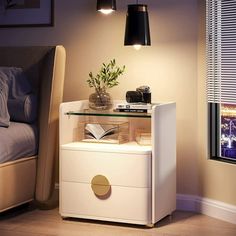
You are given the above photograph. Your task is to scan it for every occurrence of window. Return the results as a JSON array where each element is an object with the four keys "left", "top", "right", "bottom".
[{"left": 207, "top": 0, "right": 236, "bottom": 163}]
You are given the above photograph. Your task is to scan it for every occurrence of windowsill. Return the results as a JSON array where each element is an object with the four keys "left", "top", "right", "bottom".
[{"left": 210, "top": 157, "right": 236, "bottom": 165}]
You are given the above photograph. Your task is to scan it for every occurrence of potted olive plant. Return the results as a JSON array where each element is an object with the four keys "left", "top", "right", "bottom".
[{"left": 87, "top": 59, "right": 125, "bottom": 110}]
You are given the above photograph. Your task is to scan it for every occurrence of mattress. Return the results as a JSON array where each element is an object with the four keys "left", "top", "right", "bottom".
[{"left": 0, "top": 122, "right": 38, "bottom": 164}]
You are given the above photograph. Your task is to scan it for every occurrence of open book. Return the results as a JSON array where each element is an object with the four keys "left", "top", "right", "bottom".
[{"left": 84, "top": 123, "right": 118, "bottom": 140}]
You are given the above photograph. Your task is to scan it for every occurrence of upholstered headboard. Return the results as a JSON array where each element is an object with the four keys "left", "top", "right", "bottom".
[{"left": 0, "top": 46, "right": 66, "bottom": 203}]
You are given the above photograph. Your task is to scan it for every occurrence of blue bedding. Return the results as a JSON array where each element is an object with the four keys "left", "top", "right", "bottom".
[{"left": 0, "top": 122, "right": 38, "bottom": 164}]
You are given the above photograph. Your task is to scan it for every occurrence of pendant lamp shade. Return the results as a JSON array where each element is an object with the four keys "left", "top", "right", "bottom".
[
  {"left": 97, "top": 0, "right": 116, "bottom": 14},
  {"left": 124, "top": 4, "right": 151, "bottom": 47}
]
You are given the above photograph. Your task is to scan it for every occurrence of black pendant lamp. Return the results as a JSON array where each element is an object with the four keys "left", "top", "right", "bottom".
[
  {"left": 97, "top": 0, "right": 116, "bottom": 15},
  {"left": 124, "top": 4, "right": 151, "bottom": 50}
]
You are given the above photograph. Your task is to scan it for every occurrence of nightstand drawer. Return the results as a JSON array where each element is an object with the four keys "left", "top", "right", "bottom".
[
  {"left": 61, "top": 149, "right": 151, "bottom": 188},
  {"left": 60, "top": 181, "right": 151, "bottom": 223}
]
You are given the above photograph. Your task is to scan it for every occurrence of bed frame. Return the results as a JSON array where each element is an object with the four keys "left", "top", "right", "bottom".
[{"left": 0, "top": 46, "right": 66, "bottom": 212}]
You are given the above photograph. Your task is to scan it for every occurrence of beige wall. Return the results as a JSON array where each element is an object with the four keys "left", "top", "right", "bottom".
[
  {"left": 198, "top": 0, "right": 236, "bottom": 205},
  {"left": 0, "top": 0, "right": 200, "bottom": 196}
]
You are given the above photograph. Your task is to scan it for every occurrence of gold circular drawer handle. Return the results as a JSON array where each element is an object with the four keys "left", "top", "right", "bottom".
[{"left": 91, "top": 175, "right": 111, "bottom": 198}]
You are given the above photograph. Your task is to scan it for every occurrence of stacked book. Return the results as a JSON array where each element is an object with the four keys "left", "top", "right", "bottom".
[{"left": 113, "top": 103, "right": 152, "bottom": 113}]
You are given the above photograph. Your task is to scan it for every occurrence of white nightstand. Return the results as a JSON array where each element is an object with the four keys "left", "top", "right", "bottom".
[{"left": 59, "top": 100, "right": 176, "bottom": 226}]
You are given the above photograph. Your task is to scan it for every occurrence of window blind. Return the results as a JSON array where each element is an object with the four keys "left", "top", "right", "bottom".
[{"left": 207, "top": 0, "right": 236, "bottom": 105}]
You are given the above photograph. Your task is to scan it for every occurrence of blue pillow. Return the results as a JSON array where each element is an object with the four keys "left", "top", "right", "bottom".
[
  {"left": 8, "top": 94, "right": 38, "bottom": 123},
  {"left": 0, "top": 67, "right": 31, "bottom": 99},
  {"left": 0, "top": 67, "right": 37, "bottom": 125},
  {"left": 0, "top": 78, "right": 10, "bottom": 127}
]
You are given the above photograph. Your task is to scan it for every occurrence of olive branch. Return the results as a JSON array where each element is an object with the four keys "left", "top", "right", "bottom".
[{"left": 87, "top": 59, "right": 125, "bottom": 93}]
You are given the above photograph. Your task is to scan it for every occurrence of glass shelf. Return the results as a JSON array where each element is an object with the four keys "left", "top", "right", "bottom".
[{"left": 65, "top": 109, "right": 151, "bottom": 118}]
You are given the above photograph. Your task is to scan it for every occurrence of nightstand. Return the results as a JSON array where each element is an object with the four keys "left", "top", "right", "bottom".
[{"left": 59, "top": 100, "right": 176, "bottom": 226}]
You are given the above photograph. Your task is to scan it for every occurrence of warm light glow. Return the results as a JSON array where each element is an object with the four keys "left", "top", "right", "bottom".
[
  {"left": 221, "top": 105, "right": 236, "bottom": 117},
  {"left": 99, "top": 9, "right": 114, "bottom": 15},
  {"left": 133, "top": 44, "right": 142, "bottom": 50}
]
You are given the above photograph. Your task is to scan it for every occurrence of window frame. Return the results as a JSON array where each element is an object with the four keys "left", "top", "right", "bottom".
[
  {"left": 207, "top": 0, "right": 236, "bottom": 164},
  {"left": 208, "top": 103, "right": 236, "bottom": 164}
]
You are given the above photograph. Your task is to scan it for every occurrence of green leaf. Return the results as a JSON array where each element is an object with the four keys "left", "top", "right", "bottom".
[{"left": 86, "top": 59, "right": 125, "bottom": 90}]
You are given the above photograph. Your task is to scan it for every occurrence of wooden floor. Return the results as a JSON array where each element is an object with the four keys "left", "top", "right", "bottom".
[{"left": 0, "top": 205, "right": 236, "bottom": 236}]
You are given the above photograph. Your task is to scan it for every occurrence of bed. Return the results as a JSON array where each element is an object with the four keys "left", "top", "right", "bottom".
[{"left": 0, "top": 46, "right": 66, "bottom": 212}]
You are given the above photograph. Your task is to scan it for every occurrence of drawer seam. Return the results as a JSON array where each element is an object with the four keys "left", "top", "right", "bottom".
[{"left": 61, "top": 181, "right": 151, "bottom": 189}]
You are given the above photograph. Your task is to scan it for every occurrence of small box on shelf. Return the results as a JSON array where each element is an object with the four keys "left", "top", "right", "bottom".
[
  {"left": 78, "top": 121, "right": 129, "bottom": 144},
  {"left": 135, "top": 129, "right": 151, "bottom": 146}
]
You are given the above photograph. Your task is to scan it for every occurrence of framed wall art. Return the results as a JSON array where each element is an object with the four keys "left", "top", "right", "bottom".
[{"left": 0, "top": 0, "right": 54, "bottom": 27}]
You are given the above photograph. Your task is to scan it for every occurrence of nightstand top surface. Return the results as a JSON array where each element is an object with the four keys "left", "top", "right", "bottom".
[{"left": 61, "top": 141, "right": 152, "bottom": 155}]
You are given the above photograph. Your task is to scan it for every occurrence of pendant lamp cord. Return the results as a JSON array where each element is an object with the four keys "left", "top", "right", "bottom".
[{"left": 136, "top": 0, "right": 138, "bottom": 4}]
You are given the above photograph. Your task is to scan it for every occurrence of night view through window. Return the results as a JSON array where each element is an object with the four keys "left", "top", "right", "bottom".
[{"left": 221, "top": 104, "right": 236, "bottom": 160}]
